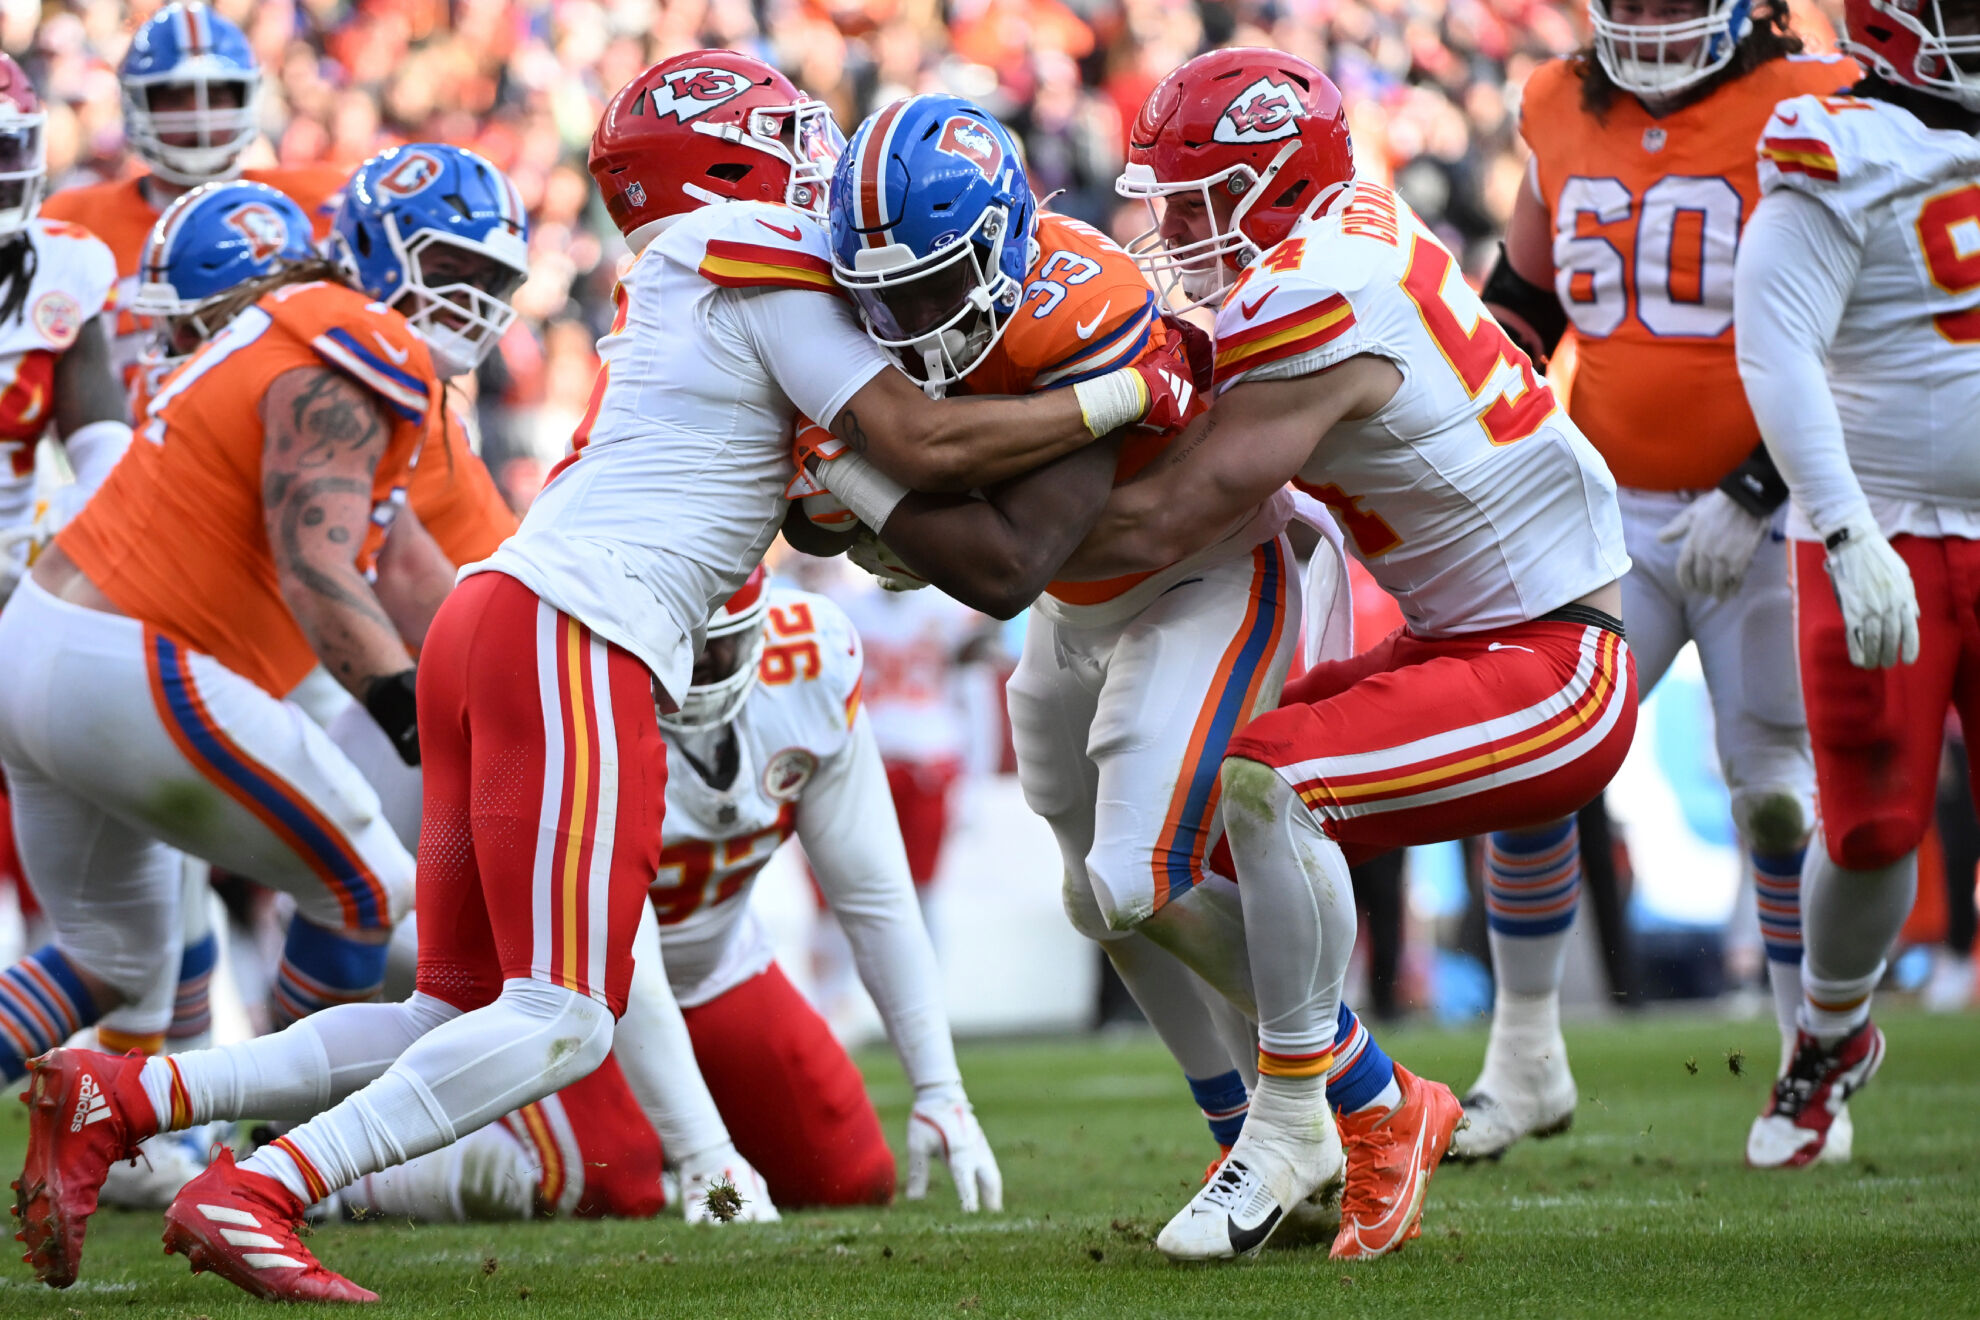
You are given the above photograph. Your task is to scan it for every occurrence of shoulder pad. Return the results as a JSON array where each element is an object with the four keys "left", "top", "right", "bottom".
[
  {"left": 27, "top": 218, "right": 116, "bottom": 318},
  {"left": 1015, "top": 214, "right": 1159, "bottom": 389},
  {"left": 1212, "top": 232, "right": 1363, "bottom": 390},
  {"left": 266, "top": 283, "right": 436, "bottom": 425},
  {"left": 668, "top": 203, "right": 840, "bottom": 296},
  {"left": 1515, "top": 59, "right": 1580, "bottom": 136},
  {"left": 1757, "top": 93, "right": 1858, "bottom": 191}
]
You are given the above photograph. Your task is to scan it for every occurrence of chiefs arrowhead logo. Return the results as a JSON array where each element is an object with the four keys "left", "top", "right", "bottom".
[
  {"left": 376, "top": 150, "right": 445, "bottom": 199},
  {"left": 762, "top": 747, "right": 818, "bottom": 801},
  {"left": 638, "top": 66, "right": 753, "bottom": 123},
  {"left": 30, "top": 290, "right": 80, "bottom": 347},
  {"left": 935, "top": 115, "right": 1005, "bottom": 181},
  {"left": 1214, "top": 77, "right": 1303, "bottom": 145},
  {"left": 223, "top": 202, "right": 291, "bottom": 262}
]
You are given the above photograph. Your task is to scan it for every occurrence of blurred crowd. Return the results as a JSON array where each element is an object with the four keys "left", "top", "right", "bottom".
[{"left": 11, "top": 0, "right": 1687, "bottom": 496}]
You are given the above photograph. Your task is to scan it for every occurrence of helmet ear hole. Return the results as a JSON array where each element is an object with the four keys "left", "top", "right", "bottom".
[
  {"left": 353, "top": 223, "right": 372, "bottom": 258},
  {"left": 1273, "top": 179, "right": 1309, "bottom": 210},
  {"left": 706, "top": 161, "right": 752, "bottom": 183}
]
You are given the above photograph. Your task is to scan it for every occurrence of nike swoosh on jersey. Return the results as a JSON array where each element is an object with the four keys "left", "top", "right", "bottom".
[
  {"left": 1777, "top": 111, "right": 1800, "bottom": 126},
  {"left": 758, "top": 219, "right": 804, "bottom": 242},
  {"left": 1240, "top": 288, "right": 1278, "bottom": 320},
  {"left": 370, "top": 331, "right": 410, "bottom": 366},
  {"left": 1487, "top": 642, "right": 1534, "bottom": 653},
  {"left": 1075, "top": 304, "right": 1110, "bottom": 339}
]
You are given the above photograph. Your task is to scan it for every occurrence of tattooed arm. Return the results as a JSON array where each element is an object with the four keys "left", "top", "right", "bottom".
[{"left": 260, "top": 365, "right": 416, "bottom": 699}]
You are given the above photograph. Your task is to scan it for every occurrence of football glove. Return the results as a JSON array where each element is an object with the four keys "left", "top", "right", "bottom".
[
  {"left": 678, "top": 1145, "right": 780, "bottom": 1225},
  {"left": 1822, "top": 515, "right": 1920, "bottom": 669},
  {"left": 906, "top": 1086, "right": 1002, "bottom": 1213},
  {"left": 1130, "top": 331, "right": 1199, "bottom": 434},
  {"left": 1656, "top": 490, "right": 1771, "bottom": 600},
  {"left": 848, "top": 527, "right": 928, "bottom": 592}
]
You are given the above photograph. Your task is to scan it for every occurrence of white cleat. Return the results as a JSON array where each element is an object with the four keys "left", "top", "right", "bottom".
[
  {"left": 1450, "top": 1032, "right": 1577, "bottom": 1162},
  {"left": 1746, "top": 1023, "right": 1881, "bottom": 1169},
  {"left": 99, "top": 1128, "right": 218, "bottom": 1210},
  {"left": 1157, "top": 1106, "right": 1345, "bottom": 1260},
  {"left": 680, "top": 1148, "right": 780, "bottom": 1224}
]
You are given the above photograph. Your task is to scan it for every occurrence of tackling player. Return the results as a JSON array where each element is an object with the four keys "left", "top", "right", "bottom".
[
  {"left": 1477, "top": 1, "right": 1855, "bottom": 1160},
  {"left": 16, "top": 52, "right": 1186, "bottom": 1302},
  {"left": 41, "top": 3, "right": 346, "bottom": 399},
  {"left": 1733, "top": 0, "right": 1980, "bottom": 1167},
  {"left": 811, "top": 93, "right": 1461, "bottom": 1263},
  {"left": 1060, "top": 48, "right": 1636, "bottom": 1255}
]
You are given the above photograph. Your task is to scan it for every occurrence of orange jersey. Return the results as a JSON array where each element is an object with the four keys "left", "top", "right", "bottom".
[
  {"left": 42, "top": 166, "right": 349, "bottom": 401},
  {"left": 957, "top": 212, "right": 1182, "bottom": 603},
  {"left": 1520, "top": 53, "right": 1856, "bottom": 490},
  {"left": 412, "top": 409, "right": 519, "bottom": 567},
  {"left": 60, "top": 280, "right": 437, "bottom": 697}
]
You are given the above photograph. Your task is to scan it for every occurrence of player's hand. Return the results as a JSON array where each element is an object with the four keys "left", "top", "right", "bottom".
[
  {"left": 1822, "top": 516, "right": 1920, "bottom": 669},
  {"left": 849, "top": 526, "right": 929, "bottom": 592},
  {"left": 906, "top": 1087, "right": 1002, "bottom": 1213},
  {"left": 1160, "top": 312, "right": 1216, "bottom": 397},
  {"left": 1657, "top": 490, "right": 1770, "bottom": 599},
  {"left": 1130, "top": 332, "right": 1198, "bottom": 434},
  {"left": 786, "top": 416, "right": 847, "bottom": 500},
  {"left": 679, "top": 1145, "right": 781, "bottom": 1225}
]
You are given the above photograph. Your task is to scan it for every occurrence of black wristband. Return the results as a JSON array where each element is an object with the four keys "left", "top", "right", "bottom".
[
  {"left": 1717, "top": 443, "right": 1791, "bottom": 519},
  {"left": 365, "top": 668, "right": 420, "bottom": 767},
  {"left": 1480, "top": 242, "right": 1566, "bottom": 362}
]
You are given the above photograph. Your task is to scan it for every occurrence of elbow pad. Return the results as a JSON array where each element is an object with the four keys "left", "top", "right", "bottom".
[
  {"left": 1481, "top": 243, "right": 1566, "bottom": 364},
  {"left": 1718, "top": 442, "right": 1791, "bottom": 518}
]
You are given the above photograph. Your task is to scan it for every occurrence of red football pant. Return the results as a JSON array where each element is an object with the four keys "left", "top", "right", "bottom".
[
  {"left": 413, "top": 571, "right": 667, "bottom": 1017},
  {"left": 684, "top": 962, "right": 895, "bottom": 1207},
  {"left": 885, "top": 759, "right": 960, "bottom": 887},
  {"left": 1795, "top": 536, "right": 1980, "bottom": 869},
  {"left": 1225, "top": 618, "right": 1636, "bottom": 863}
]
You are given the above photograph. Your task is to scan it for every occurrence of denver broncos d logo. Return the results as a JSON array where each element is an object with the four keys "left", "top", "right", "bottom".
[
  {"left": 376, "top": 150, "right": 445, "bottom": 199},
  {"left": 223, "top": 202, "right": 290, "bottom": 261},
  {"left": 936, "top": 116, "right": 1004, "bottom": 180}
]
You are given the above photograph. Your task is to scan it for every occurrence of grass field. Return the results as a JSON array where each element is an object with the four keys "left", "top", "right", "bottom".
[{"left": 1, "top": 1009, "right": 1976, "bottom": 1319}]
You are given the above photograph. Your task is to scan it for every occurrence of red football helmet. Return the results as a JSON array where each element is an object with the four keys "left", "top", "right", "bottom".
[
  {"left": 1843, "top": 0, "right": 1980, "bottom": 109},
  {"left": 0, "top": 55, "right": 45, "bottom": 237},
  {"left": 588, "top": 50, "right": 842, "bottom": 251},
  {"left": 661, "top": 565, "right": 771, "bottom": 732},
  {"left": 1117, "top": 48, "right": 1353, "bottom": 307}
]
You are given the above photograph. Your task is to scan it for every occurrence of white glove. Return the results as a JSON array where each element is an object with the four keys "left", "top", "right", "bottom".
[
  {"left": 678, "top": 1145, "right": 780, "bottom": 1224},
  {"left": 1822, "top": 515, "right": 1920, "bottom": 669},
  {"left": 1656, "top": 490, "right": 1771, "bottom": 600},
  {"left": 849, "top": 526, "right": 929, "bottom": 592},
  {"left": 906, "top": 1087, "right": 1002, "bottom": 1213}
]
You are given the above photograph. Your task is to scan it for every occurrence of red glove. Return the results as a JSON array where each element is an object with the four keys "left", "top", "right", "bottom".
[
  {"left": 785, "top": 415, "right": 847, "bottom": 499},
  {"left": 1129, "top": 331, "right": 1201, "bottom": 434},
  {"left": 1160, "top": 312, "right": 1216, "bottom": 397}
]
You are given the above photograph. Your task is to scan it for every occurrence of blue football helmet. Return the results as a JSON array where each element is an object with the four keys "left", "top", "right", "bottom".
[
  {"left": 828, "top": 95, "right": 1036, "bottom": 395},
  {"left": 134, "top": 180, "right": 315, "bottom": 368},
  {"left": 119, "top": 3, "right": 261, "bottom": 186},
  {"left": 330, "top": 143, "right": 531, "bottom": 378}
]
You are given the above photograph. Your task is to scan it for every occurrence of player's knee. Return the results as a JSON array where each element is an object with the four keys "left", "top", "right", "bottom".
[
  {"left": 1060, "top": 867, "right": 1123, "bottom": 944},
  {"left": 1826, "top": 812, "right": 1926, "bottom": 871},
  {"left": 1729, "top": 786, "right": 1812, "bottom": 854},
  {"left": 500, "top": 978, "right": 614, "bottom": 1090},
  {"left": 1081, "top": 852, "right": 1153, "bottom": 932},
  {"left": 1218, "top": 757, "right": 1285, "bottom": 839}
]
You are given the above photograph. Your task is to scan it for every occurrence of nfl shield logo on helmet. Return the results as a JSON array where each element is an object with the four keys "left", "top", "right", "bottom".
[
  {"left": 377, "top": 150, "right": 445, "bottom": 199},
  {"left": 626, "top": 180, "right": 647, "bottom": 208},
  {"left": 223, "top": 202, "right": 291, "bottom": 261},
  {"left": 936, "top": 116, "right": 1005, "bottom": 180},
  {"left": 643, "top": 66, "right": 753, "bottom": 123},
  {"left": 1213, "top": 77, "right": 1303, "bottom": 144}
]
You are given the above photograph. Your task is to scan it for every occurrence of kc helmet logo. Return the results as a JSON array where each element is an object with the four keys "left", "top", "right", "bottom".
[
  {"left": 223, "top": 202, "right": 291, "bottom": 261},
  {"left": 376, "top": 150, "right": 445, "bottom": 199},
  {"left": 936, "top": 115, "right": 1005, "bottom": 180},
  {"left": 1213, "top": 77, "right": 1303, "bottom": 144},
  {"left": 641, "top": 66, "right": 752, "bottom": 123}
]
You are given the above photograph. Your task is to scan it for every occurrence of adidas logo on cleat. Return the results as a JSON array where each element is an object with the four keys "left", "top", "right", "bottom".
[{"left": 69, "top": 1075, "right": 110, "bottom": 1133}]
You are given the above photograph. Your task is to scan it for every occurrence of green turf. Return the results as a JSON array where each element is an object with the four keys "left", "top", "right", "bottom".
[{"left": 2, "top": 1009, "right": 1977, "bottom": 1319}]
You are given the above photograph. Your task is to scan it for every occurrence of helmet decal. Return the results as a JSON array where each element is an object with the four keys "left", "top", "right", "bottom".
[
  {"left": 376, "top": 150, "right": 445, "bottom": 199},
  {"left": 222, "top": 202, "right": 290, "bottom": 261},
  {"left": 1215, "top": 78, "right": 1305, "bottom": 144},
  {"left": 936, "top": 115, "right": 1006, "bottom": 180},
  {"left": 641, "top": 65, "right": 753, "bottom": 122}
]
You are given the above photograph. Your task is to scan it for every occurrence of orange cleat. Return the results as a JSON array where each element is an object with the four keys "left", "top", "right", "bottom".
[
  {"left": 162, "top": 1149, "right": 377, "bottom": 1303},
  {"left": 1329, "top": 1064, "right": 1463, "bottom": 1261},
  {"left": 12, "top": 1048, "right": 156, "bottom": 1288},
  {"left": 1201, "top": 1144, "right": 1233, "bottom": 1185}
]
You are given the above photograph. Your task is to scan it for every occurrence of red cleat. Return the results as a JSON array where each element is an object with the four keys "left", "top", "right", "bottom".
[
  {"left": 1330, "top": 1064, "right": 1463, "bottom": 1260},
  {"left": 1747, "top": 1021, "right": 1884, "bottom": 1169},
  {"left": 12, "top": 1048, "right": 155, "bottom": 1288},
  {"left": 162, "top": 1149, "right": 377, "bottom": 1303}
]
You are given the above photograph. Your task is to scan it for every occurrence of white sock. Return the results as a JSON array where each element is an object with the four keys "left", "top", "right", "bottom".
[
  {"left": 1800, "top": 846, "right": 1916, "bottom": 1043},
  {"left": 242, "top": 979, "right": 612, "bottom": 1203},
  {"left": 341, "top": 1124, "right": 536, "bottom": 1223},
  {"left": 1353, "top": 1076, "right": 1403, "bottom": 1116}
]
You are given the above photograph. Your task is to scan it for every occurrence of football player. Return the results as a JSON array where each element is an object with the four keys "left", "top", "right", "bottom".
[
  {"left": 15, "top": 52, "right": 1186, "bottom": 1302},
  {"left": 1052, "top": 49, "right": 1636, "bottom": 1256},
  {"left": 1733, "top": 0, "right": 1980, "bottom": 1167},
  {"left": 327, "top": 571, "right": 997, "bottom": 1220},
  {"left": 41, "top": 3, "right": 347, "bottom": 397},
  {"left": 810, "top": 94, "right": 1461, "bottom": 1262},
  {"left": 1476, "top": 1, "right": 1856, "bottom": 1160}
]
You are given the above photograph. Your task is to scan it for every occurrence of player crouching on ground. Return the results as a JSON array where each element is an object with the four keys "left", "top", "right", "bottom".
[{"left": 324, "top": 571, "right": 998, "bottom": 1222}]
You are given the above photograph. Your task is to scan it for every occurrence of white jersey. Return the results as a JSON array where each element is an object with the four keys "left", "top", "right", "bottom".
[
  {"left": 1212, "top": 182, "right": 1630, "bottom": 636},
  {"left": 833, "top": 584, "right": 981, "bottom": 766},
  {"left": 0, "top": 218, "right": 115, "bottom": 533},
  {"left": 1754, "top": 93, "right": 1980, "bottom": 540},
  {"left": 470, "top": 203, "right": 890, "bottom": 702}
]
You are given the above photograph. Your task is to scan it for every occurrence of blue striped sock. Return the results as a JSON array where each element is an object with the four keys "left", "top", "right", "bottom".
[
  {"left": 0, "top": 945, "right": 97, "bottom": 1083},
  {"left": 1326, "top": 1002, "right": 1396, "bottom": 1114},
  {"left": 1186, "top": 1070, "right": 1249, "bottom": 1148},
  {"left": 1486, "top": 820, "right": 1582, "bottom": 938},
  {"left": 270, "top": 916, "right": 387, "bottom": 1029},
  {"left": 1753, "top": 848, "right": 1804, "bottom": 965},
  {"left": 167, "top": 931, "right": 219, "bottom": 1043}
]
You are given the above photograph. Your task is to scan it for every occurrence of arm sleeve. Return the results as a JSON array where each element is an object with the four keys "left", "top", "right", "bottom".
[
  {"left": 1732, "top": 188, "right": 1867, "bottom": 538},
  {"left": 795, "top": 712, "right": 963, "bottom": 1095},
  {"left": 732, "top": 286, "right": 891, "bottom": 431}
]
